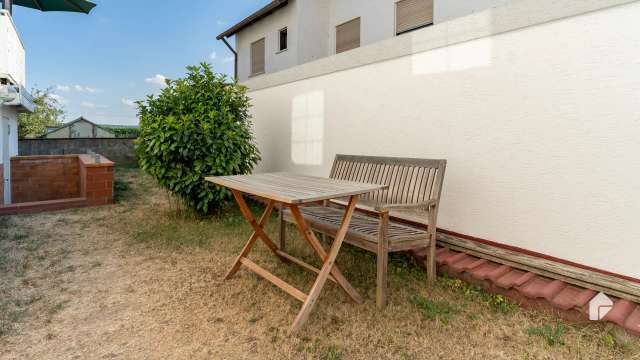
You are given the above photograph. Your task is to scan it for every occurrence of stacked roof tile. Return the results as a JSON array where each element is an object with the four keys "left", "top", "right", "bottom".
[{"left": 410, "top": 247, "right": 640, "bottom": 336}]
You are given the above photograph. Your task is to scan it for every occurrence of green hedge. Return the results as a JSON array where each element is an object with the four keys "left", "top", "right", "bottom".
[{"left": 136, "top": 63, "right": 261, "bottom": 214}]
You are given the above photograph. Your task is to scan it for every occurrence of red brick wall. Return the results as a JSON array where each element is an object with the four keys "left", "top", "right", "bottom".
[
  {"left": 79, "top": 155, "right": 114, "bottom": 206},
  {"left": 11, "top": 156, "right": 81, "bottom": 203},
  {"left": 0, "top": 154, "right": 114, "bottom": 214}
]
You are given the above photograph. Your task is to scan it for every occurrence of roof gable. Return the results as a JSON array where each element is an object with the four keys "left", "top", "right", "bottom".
[{"left": 42, "top": 117, "right": 116, "bottom": 138}]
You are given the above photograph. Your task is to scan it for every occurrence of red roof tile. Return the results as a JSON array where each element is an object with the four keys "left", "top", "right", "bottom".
[
  {"left": 603, "top": 300, "right": 636, "bottom": 325},
  {"left": 624, "top": 308, "right": 640, "bottom": 335},
  {"left": 411, "top": 246, "right": 640, "bottom": 337}
]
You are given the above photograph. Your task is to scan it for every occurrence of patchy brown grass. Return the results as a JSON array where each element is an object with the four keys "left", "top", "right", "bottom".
[{"left": 0, "top": 167, "right": 638, "bottom": 359}]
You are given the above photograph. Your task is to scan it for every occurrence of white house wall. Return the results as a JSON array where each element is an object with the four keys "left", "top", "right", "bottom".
[
  {"left": 0, "top": 107, "right": 18, "bottom": 165},
  {"left": 0, "top": 11, "right": 26, "bottom": 86},
  {"left": 45, "top": 126, "right": 71, "bottom": 139},
  {"left": 433, "top": 0, "right": 510, "bottom": 23},
  {"left": 234, "top": 0, "right": 517, "bottom": 80},
  {"left": 236, "top": 0, "right": 299, "bottom": 81},
  {"left": 328, "top": 0, "right": 394, "bottom": 55},
  {"left": 244, "top": 0, "right": 640, "bottom": 279},
  {"left": 95, "top": 127, "right": 115, "bottom": 138},
  {"left": 296, "top": 0, "right": 331, "bottom": 64},
  {"left": 44, "top": 120, "right": 116, "bottom": 138}
]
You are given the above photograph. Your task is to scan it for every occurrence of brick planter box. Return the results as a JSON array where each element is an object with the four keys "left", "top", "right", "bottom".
[{"left": 0, "top": 154, "right": 114, "bottom": 215}]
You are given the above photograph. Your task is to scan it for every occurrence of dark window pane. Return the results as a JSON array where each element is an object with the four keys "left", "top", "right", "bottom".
[{"left": 279, "top": 28, "right": 288, "bottom": 51}]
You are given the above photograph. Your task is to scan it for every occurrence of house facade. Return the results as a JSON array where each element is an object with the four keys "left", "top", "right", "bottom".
[
  {"left": 1, "top": 9, "right": 34, "bottom": 205},
  {"left": 42, "top": 117, "right": 117, "bottom": 139},
  {"left": 218, "top": 0, "right": 509, "bottom": 81}
]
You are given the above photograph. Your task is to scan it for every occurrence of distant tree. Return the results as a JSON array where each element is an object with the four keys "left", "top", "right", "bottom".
[
  {"left": 107, "top": 127, "right": 140, "bottom": 138},
  {"left": 18, "top": 88, "right": 65, "bottom": 139}
]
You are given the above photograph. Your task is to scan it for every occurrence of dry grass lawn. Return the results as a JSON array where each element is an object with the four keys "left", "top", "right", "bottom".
[{"left": 1, "top": 167, "right": 639, "bottom": 359}]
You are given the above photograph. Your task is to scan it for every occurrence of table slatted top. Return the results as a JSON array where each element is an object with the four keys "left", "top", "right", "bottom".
[{"left": 206, "top": 172, "right": 387, "bottom": 204}]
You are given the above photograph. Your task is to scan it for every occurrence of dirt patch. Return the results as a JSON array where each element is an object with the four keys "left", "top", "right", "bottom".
[{"left": 0, "top": 168, "right": 638, "bottom": 359}]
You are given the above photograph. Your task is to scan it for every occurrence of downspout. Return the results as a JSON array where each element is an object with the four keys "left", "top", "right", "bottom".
[
  {"left": 2, "top": 0, "right": 12, "bottom": 15},
  {"left": 220, "top": 37, "right": 238, "bottom": 81}
]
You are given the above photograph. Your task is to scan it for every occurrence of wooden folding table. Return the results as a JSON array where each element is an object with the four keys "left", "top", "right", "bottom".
[{"left": 206, "top": 172, "right": 386, "bottom": 334}]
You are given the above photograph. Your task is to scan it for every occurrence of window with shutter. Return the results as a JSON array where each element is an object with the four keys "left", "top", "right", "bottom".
[
  {"left": 395, "top": 0, "right": 433, "bottom": 35},
  {"left": 250, "top": 38, "right": 265, "bottom": 76},
  {"left": 335, "top": 17, "right": 360, "bottom": 54}
]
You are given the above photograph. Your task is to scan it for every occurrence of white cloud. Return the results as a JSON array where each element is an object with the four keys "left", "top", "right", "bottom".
[
  {"left": 121, "top": 98, "right": 137, "bottom": 108},
  {"left": 209, "top": 51, "right": 217, "bottom": 60},
  {"left": 81, "top": 101, "right": 107, "bottom": 109},
  {"left": 71, "top": 84, "right": 103, "bottom": 93},
  {"left": 84, "top": 87, "right": 103, "bottom": 93},
  {"left": 216, "top": 19, "right": 227, "bottom": 26},
  {"left": 145, "top": 74, "right": 167, "bottom": 86},
  {"left": 56, "top": 85, "right": 70, "bottom": 92},
  {"left": 50, "top": 93, "right": 67, "bottom": 105},
  {"left": 222, "top": 56, "right": 234, "bottom": 63}
]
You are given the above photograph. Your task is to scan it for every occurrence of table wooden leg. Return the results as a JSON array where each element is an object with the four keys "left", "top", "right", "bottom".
[
  {"left": 289, "top": 195, "right": 360, "bottom": 335},
  {"left": 289, "top": 204, "right": 363, "bottom": 305},
  {"left": 225, "top": 191, "right": 282, "bottom": 280}
]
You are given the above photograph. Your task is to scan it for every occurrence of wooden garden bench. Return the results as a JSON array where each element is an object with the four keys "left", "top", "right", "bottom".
[{"left": 280, "top": 155, "right": 447, "bottom": 308}]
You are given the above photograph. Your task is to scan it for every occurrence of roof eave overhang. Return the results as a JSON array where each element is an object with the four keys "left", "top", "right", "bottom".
[{"left": 216, "top": 0, "right": 289, "bottom": 40}]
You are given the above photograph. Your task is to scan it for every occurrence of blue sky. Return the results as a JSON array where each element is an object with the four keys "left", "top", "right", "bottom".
[{"left": 10, "top": 0, "right": 271, "bottom": 126}]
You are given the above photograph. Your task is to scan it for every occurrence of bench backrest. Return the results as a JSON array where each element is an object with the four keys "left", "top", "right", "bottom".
[{"left": 329, "top": 155, "right": 447, "bottom": 206}]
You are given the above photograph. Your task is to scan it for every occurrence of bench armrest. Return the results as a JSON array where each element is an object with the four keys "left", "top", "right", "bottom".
[{"left": 374, "top": 199, "right": 438, "bottom": 212}]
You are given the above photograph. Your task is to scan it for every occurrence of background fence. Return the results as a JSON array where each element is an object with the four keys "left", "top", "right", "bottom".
[{"left": 19, "top": 138, "right": 136, "bottom": 165}]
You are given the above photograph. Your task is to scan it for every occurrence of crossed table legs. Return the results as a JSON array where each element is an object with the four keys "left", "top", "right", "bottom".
[{"left": 225, "top": 190, "right": 363, "bottom": 335}]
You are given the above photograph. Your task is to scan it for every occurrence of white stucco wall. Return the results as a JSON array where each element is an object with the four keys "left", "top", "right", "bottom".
[
  {"left": 44, "top": 126, "right": 70, "bottom": 139},
  {"left": 0, "top": 10, "right": 26, "bottom": 86},
  {"left": 71, "top": 121, "right": 93, "bottom": 138},
  {"left": 236, "top": 0, "right": 299, "bottom": 81},
  {"left": 434, "top": 0, "right": 510, "bottom": 23},
  {"left": 296, "top": 0, "right": 331, "bottom": 64},
  {"left": 234, "top": 0, "right": 521, "bottom": 81},
  {"left": 328, "top": 0, "right": 395, "bottom": 55},
  {"left": 44, "top": 120, "right": 116, "bottom": 138},
  {"left": 95, "top": 126, "right": 115, "bottom": 138},
  {"left": 245, "top": 1, "right": 640, "bottom": 278},
  {"left": 0, "top": 107, "right": 19, "bottom": 165}
]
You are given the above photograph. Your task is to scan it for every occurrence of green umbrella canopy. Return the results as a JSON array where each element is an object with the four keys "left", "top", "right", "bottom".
[{"left": 4, "top": 0, "right": 96, "bottom": 14}]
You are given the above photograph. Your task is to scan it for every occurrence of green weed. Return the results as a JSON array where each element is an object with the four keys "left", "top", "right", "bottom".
[
  {"left": 437, "top": 275, "right": 516, "bottom": 314},
  {"left": 527, "top": 323, "right": 566, "bottom": 346},
  {"left": 113, "top": 179, "right": 131, "bottom": 203},
  {"left": 410, "top": 294, "right": 459, "bottom": 325},
  {"left": 320, "top": 345, "right": 343, "bottom": 360}
]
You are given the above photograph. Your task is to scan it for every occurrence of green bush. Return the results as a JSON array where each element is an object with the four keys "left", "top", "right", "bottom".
[{"left": 136, "top": 63, "right": 260, "bottom": 214}]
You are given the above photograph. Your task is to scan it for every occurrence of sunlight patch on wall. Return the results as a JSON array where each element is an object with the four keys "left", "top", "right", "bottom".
[
  {"left": 291, "top": 91, "right": 324, "bottom": 165},
  {"left": 412, "top": 37, "right": 492, "bottom": 75}
]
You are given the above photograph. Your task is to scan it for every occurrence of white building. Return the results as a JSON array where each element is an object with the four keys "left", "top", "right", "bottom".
[
  {"left": 42, "top": 117, "right": 117, "bottom": 139},
  {"left": 0, "top": 9, "right": 35, "bottom": 205},
  {"left": 218, "top": 0, "right": 509, "bottom": 81}
]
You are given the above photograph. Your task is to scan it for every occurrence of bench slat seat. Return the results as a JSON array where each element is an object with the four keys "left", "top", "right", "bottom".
[
  {"left": 279, "top": 154, "right": 447, "bottom": 308},
  {"left": 283, "top": 206, "right": 430, "bottom": 252}
]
